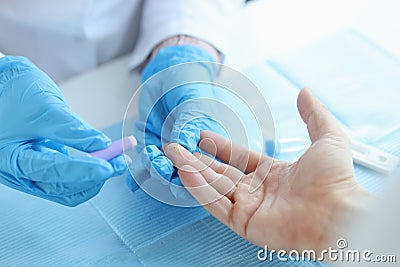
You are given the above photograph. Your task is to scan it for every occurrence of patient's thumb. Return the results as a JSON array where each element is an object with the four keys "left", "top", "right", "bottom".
[{"left": 297, "top": 88, "right": 347, "bottom": 143}]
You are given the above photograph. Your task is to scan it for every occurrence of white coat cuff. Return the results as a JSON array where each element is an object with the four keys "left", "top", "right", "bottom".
[{"left": 130, "top": 0, "right": 243, "bottom": 72}]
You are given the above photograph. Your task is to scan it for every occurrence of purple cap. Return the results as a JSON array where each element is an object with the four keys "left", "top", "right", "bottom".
[{"left": 89, "top": 136, "right": 137, "bottom": 160}]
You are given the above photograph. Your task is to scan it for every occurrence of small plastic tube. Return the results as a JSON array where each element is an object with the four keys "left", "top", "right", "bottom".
[{"left": 89, "top": 136, "right": 137, "bottom": 160}]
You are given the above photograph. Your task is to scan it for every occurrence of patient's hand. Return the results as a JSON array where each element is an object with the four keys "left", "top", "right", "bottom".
[{"left": 164, "top": 88, "right": 373, "bottom": 253}]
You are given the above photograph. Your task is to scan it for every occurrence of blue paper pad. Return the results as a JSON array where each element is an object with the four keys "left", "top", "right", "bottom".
[{"left": 0, "top": 178, "right": 142, "bottom": 266}]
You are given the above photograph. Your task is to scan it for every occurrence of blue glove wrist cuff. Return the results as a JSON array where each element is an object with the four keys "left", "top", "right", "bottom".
[{"left": 141, "top": 45, "right": 216, "bottom": 83}]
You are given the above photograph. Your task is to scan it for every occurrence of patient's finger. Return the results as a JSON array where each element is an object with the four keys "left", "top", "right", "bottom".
[
  {"left": 297, "top": 88, "right": 349, "bottom": 143},
  {"left": 164, "top": 143, "right": 236, "bottom": 198},
  {"left": 199, "top": 130, "right": 268, "bottom": 173},
  {"left": 193, "top": 152, "right": 245, "bottom": 185},
  {"left": 178, "top": 164, "right": 233, "bottom": 226}
]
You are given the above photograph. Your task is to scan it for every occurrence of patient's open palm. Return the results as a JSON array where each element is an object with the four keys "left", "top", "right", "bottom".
[{"left": 164, "top": 88, "right": 368, "bottom": 252}]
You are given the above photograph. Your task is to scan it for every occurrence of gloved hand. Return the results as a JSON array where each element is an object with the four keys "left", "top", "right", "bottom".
[
  {"left": 127, "top": 45, "right": 226, "bottom": 198},
  {"left": 0, "top": 56, "right": 127, "bottom": 206}
]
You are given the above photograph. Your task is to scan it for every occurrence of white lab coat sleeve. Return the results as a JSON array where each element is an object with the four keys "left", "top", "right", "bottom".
[
  {"left": 130, "top": 0, "right": 244, "bottom": 71},
  {"left": 0, "top": 51, "right": 4, "bottom": 58}
]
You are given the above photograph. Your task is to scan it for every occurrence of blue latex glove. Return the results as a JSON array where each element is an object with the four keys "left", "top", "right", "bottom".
[
  {"left": 0, "top": 56, "right": 127, "bottom": 206},
  {"left": 127, "top": 45, "right": 226, "bottom": 197}
]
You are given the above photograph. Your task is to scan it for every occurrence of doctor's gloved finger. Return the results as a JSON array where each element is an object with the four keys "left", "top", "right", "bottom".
[
  {"left": 143, "top": 145, "right": 174, "bottom": 182},
  {"left": 16, "top": 146, "right": 115, "bottom": 183},
  {"left": 178, "top": 164, "right": 233, "bottom": 225},
  {"left": 171, "top": 120, "right": 200, "bottom": 153},
  {"left": 199, "top": 130, "right": 266, "bottom": 174},
  {"left": 31, "top": 177, "right": 106, "bottom": 197},
  {"left": 42, "top": 182, "right": 105, "bottom": 207},
  {"left": 108, "top": 154, "right": 128, "bottom": 177},
  {"left": 164, "top": 143, "right": 236, "bottom": 198},
  {"left": 126, "top": 173, "right": 140, "bottom": 192},
  {"left": 38, "top": 105, "right": 111, "bottom": 152},
  {"left": 297, "top": 88, "right": 349, "bottom": 143},
  {"left": 150, "top": 154, "right": 174, "bottom": 183},
  {"left": 34, "top": 139, "right": 69, "bottom": 155},
  {"left": 60, "top": 182, "right": 105, "bottom": 207}
]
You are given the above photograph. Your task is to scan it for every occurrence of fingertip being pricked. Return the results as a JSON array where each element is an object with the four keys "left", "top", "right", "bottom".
[
  {"left": 163, "top": 143, "right": 199, "bottom": 170},
  {"left": 162, "top": 142, "right": 179, "bottom": 156}
]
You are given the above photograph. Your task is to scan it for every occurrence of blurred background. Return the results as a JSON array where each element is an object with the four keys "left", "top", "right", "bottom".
[{"left": 241, "top": 0, "right": 400, "bottom": 66}]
